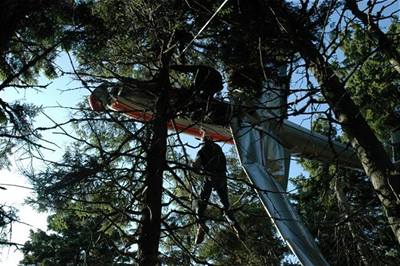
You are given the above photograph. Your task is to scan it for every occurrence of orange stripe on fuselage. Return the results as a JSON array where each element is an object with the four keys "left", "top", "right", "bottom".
[{"left": 111, "top": 100, "right": 233, "bottom": 144}]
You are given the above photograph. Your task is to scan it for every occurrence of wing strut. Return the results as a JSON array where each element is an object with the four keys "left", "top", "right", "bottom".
[{"left": 230, "top": 116, "right": 329, "bottom": 266}]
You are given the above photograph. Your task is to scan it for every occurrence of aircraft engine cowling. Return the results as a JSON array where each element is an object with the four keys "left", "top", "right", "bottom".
[
  {"left": 88, "top": 84, "right": 111, "bottom": 111},
  {"left": 88, "top": 94, "right": 105, "bottom": 111}
]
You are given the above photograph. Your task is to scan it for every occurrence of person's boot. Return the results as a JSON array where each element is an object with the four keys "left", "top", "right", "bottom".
[{"left": 194, "top": 224, "right": 208, "bottom": 244}]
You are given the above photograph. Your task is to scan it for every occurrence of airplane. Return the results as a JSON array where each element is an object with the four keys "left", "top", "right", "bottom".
[
  {"left": 89, "top": 80, "right": 361, "bottom": 170},
  {"left": 88, "top": 77, "right": 363, "bottom": 266}
]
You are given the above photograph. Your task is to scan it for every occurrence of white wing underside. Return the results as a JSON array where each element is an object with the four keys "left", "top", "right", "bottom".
[
  {"left": 230, "top": 117, "right": 330, "bottom": 266},
  {"left": 111, "top": 88, "right": 363, "bottom": 265}
]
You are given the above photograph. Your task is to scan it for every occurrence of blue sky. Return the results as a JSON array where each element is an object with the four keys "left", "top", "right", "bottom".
[
  {"left": 0, "top": 53, "right": 87, "bottom": 265},
  {"left": 0, "top": 52, "right": 309, "bottom": 265},
  {"left": 0, "top": 1, "right": 398, "bottom": 264}
]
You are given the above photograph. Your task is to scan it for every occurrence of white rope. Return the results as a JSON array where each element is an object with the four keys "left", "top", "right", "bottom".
[{"left": 181, "top": 0, "right": 229, "bottom": 54}]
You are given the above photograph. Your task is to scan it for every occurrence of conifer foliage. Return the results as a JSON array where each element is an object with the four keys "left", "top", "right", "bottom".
[{"left": 0, "top": 0, "right": 398, "bottom": 265}]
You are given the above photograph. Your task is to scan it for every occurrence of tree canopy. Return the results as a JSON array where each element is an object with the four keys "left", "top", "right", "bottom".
[{"left": 0, "top": 0, "right": 399, "bottom": 265}]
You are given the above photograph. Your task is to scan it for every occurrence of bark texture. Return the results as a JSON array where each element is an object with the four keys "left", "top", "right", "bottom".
[
  {"left": 267, "top": 0, "right": 400, "bottom": 244},
  {"left": 137, "top": 66, "right": 170, "bottom": 265},
  {"left": 335, "top": 175, "right": 372, "bottom": 265}
]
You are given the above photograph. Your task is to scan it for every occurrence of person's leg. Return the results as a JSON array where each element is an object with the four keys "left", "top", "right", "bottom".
[
  {"left": 215, "top": 177, "right": 235, "bottom": 223},
  {"left": 215, "top": 176, "right": 245, "bottom": 240},
  {"left": 195, "top": 179, "right": 212, "bottom": 244},
  {"left": 215, "top": 177, "right": 230, "bottom": 211},
  {"left": 197, "top": 179, "right": 212, "bottom": 224}
]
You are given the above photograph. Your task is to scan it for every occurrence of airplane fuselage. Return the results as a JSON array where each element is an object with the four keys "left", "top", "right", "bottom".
[{"left": 89, "top": 83, "right": 361, "bottom": 169}]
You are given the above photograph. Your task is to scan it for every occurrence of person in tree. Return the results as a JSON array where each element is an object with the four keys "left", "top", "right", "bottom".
[
  {"left": 193, "top": 132, "right": 245, "bottom": 244},
  {"left": 171, "top": 65, "right": 223, "bottom": 121},
  {"left": 89, "top": 65, "right": 223, "bottom": 119},
  {"left": 170, "top": 65, "right": 223, "bottom": 99}
]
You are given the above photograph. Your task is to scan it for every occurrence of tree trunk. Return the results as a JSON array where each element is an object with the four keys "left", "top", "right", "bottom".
[
  {"left": 137, "top": 68, "right": 170, "bottom": 265},
  {"left": 268, "top": 0, "right": 400, "bottom": 244},
  {"left": 334, "top": 175, "right": 372, "bottom": 265}
]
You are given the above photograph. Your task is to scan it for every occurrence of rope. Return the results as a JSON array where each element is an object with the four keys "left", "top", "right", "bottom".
[{"left": 181, "top": 0, "right": 229, "bottom": 54}]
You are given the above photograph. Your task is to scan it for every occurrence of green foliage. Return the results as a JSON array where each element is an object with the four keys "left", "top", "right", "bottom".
[
  {"left": 291, "top": 19, "right": 400, "bottom": 265},
  {"left": 10, "top": 0, "right": 400, "bottom": 265},
  {"left": 23, "top": 106, "right": 147, "bottom": 264},
  {"left": 0, "top": 1, "right": 95, "bottom": 82},
  {"left": 341, "top": 22, "right": 400, "bottom": 140},
  {"left": 0, "top": 102, "right": 41, "bottom": 170},
  {"left": 0, "top": 205, "right": 17, "bottom": 244},
  {"left": 292, "top": 166, "right": 400, "bottom": 265},
  {"left": 21, "top": 211, "right": 132, "bottom": 265},
  {"left": 295, "top": 115, "right": 400, "bottom": 264},
  {"left": 161, "top": 149, "right": 287, "bottom": 265}
]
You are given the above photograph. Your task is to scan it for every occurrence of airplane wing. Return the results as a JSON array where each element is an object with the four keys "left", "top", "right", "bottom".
[
  {"left": 270, "top": 119, "right": 361, "bottom": 169},
  {"left": 89, "top": 83, "right": 362, "bottom": 265},
  {"left": 230, "top": 117, "right": 329, "bottom": 266},
  {"left": 111, "top": 93, "right": 236, "bottom": 143},
  {"left": 89, "top": 84, "right": 361, "bottom": 170}
]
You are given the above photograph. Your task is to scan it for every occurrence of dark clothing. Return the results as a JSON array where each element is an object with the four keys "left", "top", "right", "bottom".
[
  {"left": 194, "top": 140, "right": 227, "bottom": 175},
  {"left": 194, "top": 141, "right": 238, "bottom": 226},
  {"left": 192, "top": 65, "right": 223, "bottom": 98},
  {"left": 170, "top": 65, "right": 223, "bottom": 99},
  {"left": 171, "top": 65, "right": 223, "bottom": 121},
  {"left": 197, "top": 176, "right": 238, "bottom": 225},
  {"left": 199, "top": 178, "right": 230, "bottom": 209}
]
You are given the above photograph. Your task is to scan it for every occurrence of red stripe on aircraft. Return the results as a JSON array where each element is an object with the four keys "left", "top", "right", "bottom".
[{"left": 111, "top": 100, "right": 233, "bottom": 144}]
